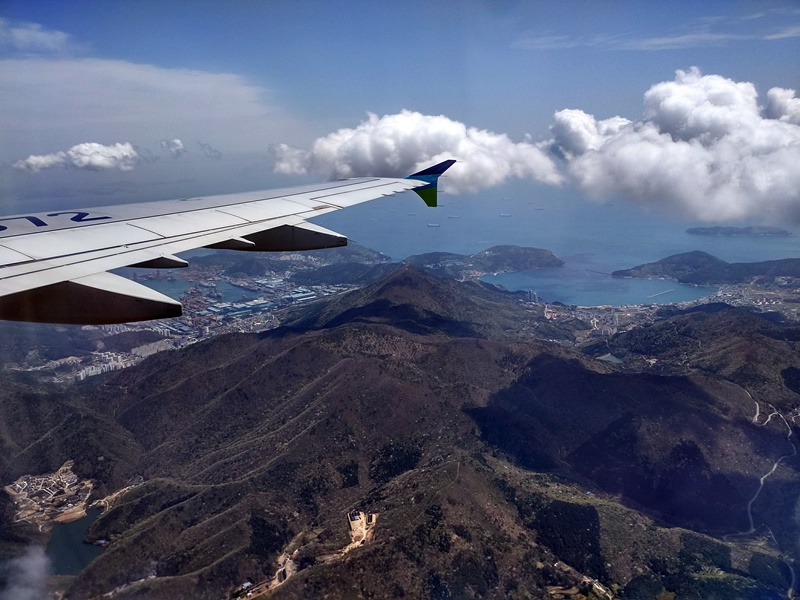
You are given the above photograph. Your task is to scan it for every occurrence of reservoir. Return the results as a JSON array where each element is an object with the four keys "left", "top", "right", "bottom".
[{"left": 46, "top": 508, "right": 103, "bottom": 575}]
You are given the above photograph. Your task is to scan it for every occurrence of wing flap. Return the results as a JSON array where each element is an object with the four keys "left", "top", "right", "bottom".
[
  {"left": 0, "top": 245, "right": 35, "bottom": 265},
  {"left": 213, "top": 198, "right": 321, "bottom": 222},
  {"left": 0, "top": 271, "right": 181, "bottom": 324},
  {"left": 130, "top": 211, "right": 247, "bottom": 237},
  {"left": 129, "top": 253, "right": 189, "bottom": 269},
  {"left": 205, "top": 236, "right": 257, "bottom": 250},
  {"left": 241, "top": 222, "right": 347, "bottom": 251}
]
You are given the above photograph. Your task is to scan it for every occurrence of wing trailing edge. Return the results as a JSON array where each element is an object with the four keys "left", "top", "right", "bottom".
[{"left": 0, "top": 272, "right": 181, "bottom": 324}]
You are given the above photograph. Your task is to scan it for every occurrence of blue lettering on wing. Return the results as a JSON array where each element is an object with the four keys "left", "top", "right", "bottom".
[
  {"left": 0, "top": 216, "right": 48, "bottom": 232},
  {"left": 46, "top": 211, "right": 113, "bottom": 223},
  {"left": 0, "top": 212, "right": 112, "bottom": 232}
]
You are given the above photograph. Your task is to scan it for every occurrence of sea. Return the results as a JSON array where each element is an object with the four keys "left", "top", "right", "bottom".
[
  {"left": 138, "top": 278, "right": 258, "bottom": 304},
  {"left": 311, "top": 181, "right": 800, "bottom": 307}
]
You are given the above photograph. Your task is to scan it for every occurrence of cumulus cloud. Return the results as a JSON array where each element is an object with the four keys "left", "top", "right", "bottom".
[
  {"left": 550, "top": 110, "right": 631, "bottom": 157},
  {"left": 765, "top": 87, "right": 800, "bottom": 125},
  {"left": 548, "top": 68, "right": 800, "bottom": 222},
  {"left": 0, "top": 546, "right": 50, "bottom": 600},
  {"left": 274, "top": 110, "right": 562, "bottom": 193},
  {"left": 160, "top": 138, "right": 186, "bottom": 158},
  {"left": 13, "top": 142, "right": 140, "bottom": 172}
]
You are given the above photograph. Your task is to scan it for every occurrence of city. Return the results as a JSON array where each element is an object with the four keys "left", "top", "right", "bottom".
[{"left": 8, "top": 247, "right": 800, "bottom": 384}]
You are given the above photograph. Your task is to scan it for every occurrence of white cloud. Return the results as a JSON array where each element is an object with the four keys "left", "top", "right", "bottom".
[
  {"left": 0, "top": 18, "right": 73, "bottom": 54},
  {"left": 11, "top": 151, "right": 67, "bottom": 172},
  {"left": 763, "top": 24, "right": 800, "bottom": 40},
  {"left": 14, "top": 142, "right": 140, "bottom": 172},
  {"left": 0, "top": 57, "right": 304, "bottom": 162},
  {"left": 550, "top": 110, "right": 630, "bottom": 157},
  {"left": 549, "top": 68, "right": 800, "bottom": 222},
  {"left": 515, "top": 9, "right": 800, "bottom": 51},
  {"left": 160, "top": 138, "right": 186, "bottom": 157},
  {"left": 0, "top": 546, "right": 50, "bottom": 600},
  {"left": 274, "top": 110, "right": 563, "bottom": 193},
  {"left": 765, "top": 87, "right": 800, "bottom": 125}
]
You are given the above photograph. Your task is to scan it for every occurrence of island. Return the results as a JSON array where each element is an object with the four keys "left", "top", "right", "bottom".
[{"left": 405, "top": 245, "right": 564, "bottom": 279}]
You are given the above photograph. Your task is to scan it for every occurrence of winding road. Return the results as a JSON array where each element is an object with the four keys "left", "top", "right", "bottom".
[{"left": 726, "top": 390, "right": 798, "bottom": 599}]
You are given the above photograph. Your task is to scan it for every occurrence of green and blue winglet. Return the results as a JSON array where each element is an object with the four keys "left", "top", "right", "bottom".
[{"left": 405, "top": 159, "right": 456, "bottom": 208}]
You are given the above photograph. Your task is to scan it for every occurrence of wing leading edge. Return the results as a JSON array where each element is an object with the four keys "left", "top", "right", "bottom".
[{"left": 0, "top": 160, "right": 455, "bottom": 324}]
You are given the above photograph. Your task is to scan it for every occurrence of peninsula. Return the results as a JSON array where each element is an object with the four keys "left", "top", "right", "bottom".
[{"left": 612, "top": 250, "right": 800, "bottom": 285}]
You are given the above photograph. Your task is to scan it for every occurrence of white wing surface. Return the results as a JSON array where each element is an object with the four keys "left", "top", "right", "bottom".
[{"left": 0, "top": 160, "right": 454, "bottom": 324}]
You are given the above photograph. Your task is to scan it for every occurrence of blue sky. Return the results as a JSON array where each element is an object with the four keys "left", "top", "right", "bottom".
[{"left": 1, "top": 0, "right": 799, "bottom": 223}]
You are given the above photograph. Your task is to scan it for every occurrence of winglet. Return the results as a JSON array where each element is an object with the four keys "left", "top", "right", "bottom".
[{"left": 405, "top": 159, "right": 456, "bottom": 208}]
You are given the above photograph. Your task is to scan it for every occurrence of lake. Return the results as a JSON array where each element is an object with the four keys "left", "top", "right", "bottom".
[{"left": 46, "top": 508, "right": 103, "bottom": 575}]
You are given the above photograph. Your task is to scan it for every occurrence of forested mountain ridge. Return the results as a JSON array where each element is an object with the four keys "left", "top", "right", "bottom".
[{"left": 1, "top": 265, "right": 797, "bottom": 599}]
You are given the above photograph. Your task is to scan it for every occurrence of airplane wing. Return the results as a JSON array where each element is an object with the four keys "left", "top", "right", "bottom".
[{"left": 0, "top": 160, "right": 455, "bottom": 324}]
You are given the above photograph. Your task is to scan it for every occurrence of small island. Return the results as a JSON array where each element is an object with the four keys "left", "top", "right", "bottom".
[
  {"left": 687, "top": 226, "right": 792, "bottom": 237},
  {"left": 406, "top": 245, "right": 564, "bottom": 279}
]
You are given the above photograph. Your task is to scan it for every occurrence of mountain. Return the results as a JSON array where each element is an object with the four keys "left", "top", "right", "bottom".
[
  {"left": 2, "top": 265, "right": 798, "bottom": 599},
  {"left": 277, "top": 244, "right": 563, "bottom": 287},
  {"left": 289, "top": 261, "right": 397, "bottom": 286},
  {"left": 0, "top": 370, "right": 141, "bottom": 564},
  {"left": 283, "top": 263, "right": 550, "bottom": 340},
  {"left": 591, "top": 307, "right": 800, "bottom": 406},
  {"left": 612, "top": 250, "right": 800, "bottom": 285},
  {"left": 469, "top": 245, "right": 565, "bottom": 272}
]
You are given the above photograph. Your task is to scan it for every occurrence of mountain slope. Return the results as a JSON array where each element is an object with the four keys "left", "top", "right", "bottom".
[
  {"left": 284, "top": 263, "right": 542, "bottom": 340},
  {"left": 1, "top": 265, "right": 797, "bottom": 599}
]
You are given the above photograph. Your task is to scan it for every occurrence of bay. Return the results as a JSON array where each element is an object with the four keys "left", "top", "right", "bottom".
[
  {"left": 482, "top": 267, "right": 713, "bottom": 307},
  {"left": 313, "top": 182, "right": 799, "bottom": 305},
  {"left": 137, "top": 279, "right": 258, "bottom": 303}
]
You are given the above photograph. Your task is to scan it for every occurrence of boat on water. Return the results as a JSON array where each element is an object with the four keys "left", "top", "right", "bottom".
[{"left": 427, "top": 223, "right": 440, "bottom": 228}]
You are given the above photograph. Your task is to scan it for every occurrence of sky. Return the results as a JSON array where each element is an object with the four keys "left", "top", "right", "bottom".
[{"left": 1, "top": 0, "right": 799, "bottom": 224}]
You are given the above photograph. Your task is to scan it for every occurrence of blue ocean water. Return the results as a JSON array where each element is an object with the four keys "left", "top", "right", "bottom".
[
  {"left": 313, "top": 181, "right": 800, "bottom": 306},
  {"left": 481, "top": 267, "right": 713, "bottom": 307}
]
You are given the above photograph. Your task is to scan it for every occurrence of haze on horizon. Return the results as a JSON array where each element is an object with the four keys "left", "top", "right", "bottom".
[{"left": 1, "top": 1, "right": 799, "bottom": 226}]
